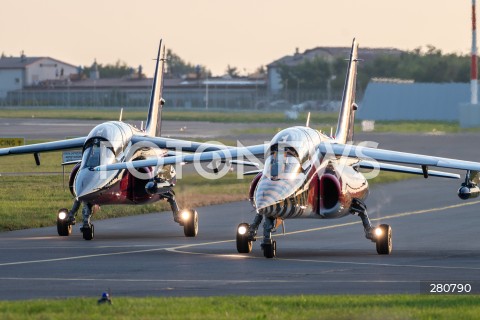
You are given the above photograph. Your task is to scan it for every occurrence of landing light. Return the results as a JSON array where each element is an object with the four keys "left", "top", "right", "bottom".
[
  {"left": 238, "top": 225, "right": 247, "bottom": 235},
  {"left": 375, "top": 227, "right": 383, "bottom": 237},
  {"left": 58, "top": 211, "right": 67, "bottom": 220},
  {"left": 181, "top": 210, "right": 191, "bottom": 221}
]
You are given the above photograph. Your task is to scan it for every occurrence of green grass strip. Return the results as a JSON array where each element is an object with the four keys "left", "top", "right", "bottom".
[
  {"left": 0, "top": 107, "right": 338, "bottom": 124},
  {"left": 0, "top": 295, "right": 479, "bottom": 319}
]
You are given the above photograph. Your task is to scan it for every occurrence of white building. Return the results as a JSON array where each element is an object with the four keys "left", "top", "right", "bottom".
[{"left": 0, "top": 54, "right": 77, "bottom": 98}]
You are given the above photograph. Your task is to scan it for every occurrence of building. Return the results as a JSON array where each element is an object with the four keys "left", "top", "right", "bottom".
[
  {"left": 4, "top": 75, "right": 267, "bottom": 109},
  {"left": 267, "top": 46, "right": 404, "bottom": 94},
  {"left": 0, "top": 54, "right": 77, "bottom": 98},
  {"left": 358, "top": 80, "right": 471, "bottom": 121},
  {"left": 0, "top": 52, "right": 267, "bottom": 109}
]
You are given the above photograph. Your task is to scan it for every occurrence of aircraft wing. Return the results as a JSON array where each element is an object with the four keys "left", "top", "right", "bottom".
[
  {"left": 357, "top": 160, "right": 460, "bottom": 179},
  {"left": 131, "top": 136, "right": 237, "bottom": 153},
  {"left": 95, "top": 143, "right": 268, "bottom": 171},
  {"left": 320, "top": 142, "right": 480, "bottom": 172},
  {"left": 0, "top": 137, "right": 87, "bottom": 156}
]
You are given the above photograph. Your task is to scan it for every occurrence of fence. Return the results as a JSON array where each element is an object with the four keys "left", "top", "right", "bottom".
[{"left": 1, "top": 87, "right": 349, "bottom": 111}]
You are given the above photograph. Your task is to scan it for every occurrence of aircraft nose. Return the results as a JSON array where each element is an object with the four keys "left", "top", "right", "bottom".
[
  {"left": 74, "top": 168, "right": 112, "bottom": 201},
  {"left": 254, "top": 178, "right": 293, "bottom": 211}
]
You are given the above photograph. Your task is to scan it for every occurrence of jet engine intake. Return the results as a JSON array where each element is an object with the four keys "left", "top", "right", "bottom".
[
  {"left": 320, "top": 173, "right": 341, "bottom": 210},
  {"left": 68, "top": 162, "right": 81, "bottom": 197}
]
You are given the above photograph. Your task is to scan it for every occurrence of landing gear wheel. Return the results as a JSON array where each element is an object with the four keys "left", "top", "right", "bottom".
[
  {"left": 262, "top": 240, "right": 276, "bottom": 259},
  {"left": 56, "top": 208, "right": 72, "bottom": 236},
  {"left": 82, "top": 224, "right": 94, "bottom": 241},
  {"left": 236, "top": 223, "right": 252, "bottom": 253},
  {"left": 375, "top": 224, "right": 392, "bottom": 255},
  {"left": 183, "top": 209, "right": 198, "bottom": 237}
]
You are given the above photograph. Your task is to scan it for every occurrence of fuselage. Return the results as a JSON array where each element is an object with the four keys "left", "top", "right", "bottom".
[
  {"left": 72, "top": 121, "right": 175, "bottom": 206},
  {"left": 252, "top": 126, "right": 368, "bottom": 220}
]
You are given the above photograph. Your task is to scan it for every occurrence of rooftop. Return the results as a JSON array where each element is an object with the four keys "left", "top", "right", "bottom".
[
  {"left": 0, "top": 56, "right": 77, "bottom": 69},
  {"left": 268, "top": 46, "right": 404, "bottom": 67}
]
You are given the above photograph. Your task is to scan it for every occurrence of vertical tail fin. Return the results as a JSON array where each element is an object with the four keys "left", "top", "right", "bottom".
[
  {"left": 334, "top": 38, "right": 359, "bottom": 144},
  {"left": 145, "top": 39, "right": 166, "bottom": 137}
]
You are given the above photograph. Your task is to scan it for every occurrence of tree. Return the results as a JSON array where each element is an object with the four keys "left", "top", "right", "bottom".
[
  {"left": 277, "top": 46, "right": 472, "bottom": 98},
  {"left": 82, "top": 60, "right": 135, "bottom": 79},
  {"left": 225, "top": 65, "right": 239, "bottom": 78},
  {"left": 166, "top": 49, "right": 210, "bottom": 78}
]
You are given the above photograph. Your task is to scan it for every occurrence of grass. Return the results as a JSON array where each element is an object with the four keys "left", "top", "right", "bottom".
[
  {"left": 4, "top": 107, "right": 480, "bottom": 133},
  {"left": 0, "top": 295, "right": 479, "bottom": 319},
  {"left": 0, "top": 171, "right": 252, "bottom": 231},
  {"left": 0, "top": 147, "right": 412, "bottom": 231},
  {"left": 0, "top": 107, "right": 339, "bottom": 124},
  {"left": 368, "top": 121, "right": 467, "bottom": 133},
  {"left": 233, "top": 121, "right": 480, "bottom": 137}
]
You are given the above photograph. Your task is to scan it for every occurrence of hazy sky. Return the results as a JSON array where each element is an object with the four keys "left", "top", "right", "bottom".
[{"left": 0, "top": 1, "right": 473, "bottom": 76}]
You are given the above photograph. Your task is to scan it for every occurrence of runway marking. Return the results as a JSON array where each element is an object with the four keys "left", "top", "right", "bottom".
[
  {"left": 273, "top": 257, "right": 480, "bottom": 270},
  {"left": 166, "top": 200, "right": 480, "bottom": 270},
  {"left": 0, "top": 276, "right": 426, "bottom": 284},
  {"left": 0, "top": 239, "right": 238, "bottom": 267},
  {"left": 18, "top": 122, "right": 94, "bottom": 127},
  {"left": 168, "top": 246, "right": 480, "bottom": 271},
  {"left": 1, "top": 200, "right": 479, "bottom": 269},
  {"left": 0, "top": 247, "right": 167, "bottom": 267},
  {"left": 280, "top": 199, "right": 480, "bottom": 237}
]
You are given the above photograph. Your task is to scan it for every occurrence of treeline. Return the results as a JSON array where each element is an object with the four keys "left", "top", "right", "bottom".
[
  {"left": 82, "top": 60, "right": 137, "bottom": 79},
  {"left": 278, "top": 46, "right": 472, "bottom": 94},
  {"left": 80, "top": 50, "right": 211, "bottom": 79},
  {"left": 79, "top": 45, "right": 473, "bottom": 90}
]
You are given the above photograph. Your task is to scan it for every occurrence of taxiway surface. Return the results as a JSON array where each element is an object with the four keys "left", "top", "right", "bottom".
[
  {"left": 0, "top": 176, "right": 479, "bottom": 299},
  {"left": 1, "top": 118, "right": 480, "bottom": 299}
]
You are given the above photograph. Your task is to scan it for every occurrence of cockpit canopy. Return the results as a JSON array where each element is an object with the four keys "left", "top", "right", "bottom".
[
  {"left": 264, "top": 128, "right": 311, "bottom": 180},
  {"left": 81, "top": 121, "right": 133, "bottom": 168},
  {"left": 81, "top": 138, "right": 115, "bottom": 168},
  {"left": 85, "top": 122, "right": 133, "bottom": 154}
]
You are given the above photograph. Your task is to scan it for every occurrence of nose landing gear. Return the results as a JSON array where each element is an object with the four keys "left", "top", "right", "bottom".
[
  {"left": 236, "top": 214, "right": 279, "bottom": 259},
  {"left": 80, "top": 224, "right": 95, "bottom": 241}
]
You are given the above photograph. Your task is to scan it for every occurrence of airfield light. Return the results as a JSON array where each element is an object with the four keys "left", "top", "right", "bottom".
[
  {"left": 238, "top": 225, "right": 247, "bottom": 235},
  {"left": 375, "top": 227, "right": 383, "bottom": 237},
  {"left": 181, "top": 210, "right": 191, "bottom": 221},
  {"left": 58, "top": 211, "right": 67, "bottom": 220}
]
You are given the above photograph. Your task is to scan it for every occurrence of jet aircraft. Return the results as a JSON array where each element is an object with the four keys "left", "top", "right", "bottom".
[
  {"left": 97, "top": 39, "right": 480, "bottom": 258},
  {"left": 0, "top": 39, "right": 233, "bottom": 240}
]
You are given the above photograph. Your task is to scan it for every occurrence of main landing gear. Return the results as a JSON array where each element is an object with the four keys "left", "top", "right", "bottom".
[
  {"left": 351, "top": 199, "right": 392, "bottom": 255},
  {"left": 236, "top": 214, "right": 279, "bottom": 259},
  {"left": 165, "top": 191, "right": 198, "bottom": 237}
]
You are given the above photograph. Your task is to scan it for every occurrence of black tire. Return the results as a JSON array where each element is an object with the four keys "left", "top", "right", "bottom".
[
  {"left": 376, "top": 224, "right": 392, "bottom": 255},
  {"left": 57, "top": 208, "right": 71, "bottom": 236},
  {"left": 236, "top": 223, "right": 252, "bottom": 253},
  {"left": 183, "top": 209, "right": 198, "bottom": 237},
  {"left": 263, "top": 240, "right": 276, "bottom": 259},
  {"left": 82, "top": 224, "right": 94, "bottom": 241}
]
